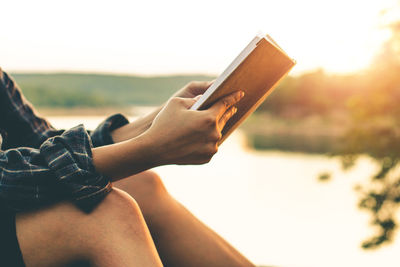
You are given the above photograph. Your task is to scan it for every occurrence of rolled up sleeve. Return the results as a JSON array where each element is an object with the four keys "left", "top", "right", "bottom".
[
  {"left": 0, "top": 68, "right": 131, "bottom": 212},
  {"left": 0, "top": 124, "right": 111, "bottom": 213},
  {"left": 90, "top": 114, "right": 129, "bottom": 147}
]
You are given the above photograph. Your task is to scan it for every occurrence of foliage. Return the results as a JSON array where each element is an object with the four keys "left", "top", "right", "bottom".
[
  {"left": 257, "top": 69, "right": 361, "bottom": 117},
  {"left": 251, "top": 18, "right": 400, "bottom": 249},
  {"left": 334, "top": 21, "right": 400, "bottom": 249},
  {"left": 12, "top": 73, "right": 215, "bottom": 107}
]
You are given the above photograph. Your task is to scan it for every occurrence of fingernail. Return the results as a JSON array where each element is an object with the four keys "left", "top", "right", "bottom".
[
  {"left": 239, "top": 91, "right": 245, "bottom": 98},
  {"left": 233, "top": 107, "right": 237, "bottom": 113}
]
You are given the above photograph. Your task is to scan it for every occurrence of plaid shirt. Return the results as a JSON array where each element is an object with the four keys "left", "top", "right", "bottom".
[{"left": 0, "top": 68, "right": 129, "bottom": 213}]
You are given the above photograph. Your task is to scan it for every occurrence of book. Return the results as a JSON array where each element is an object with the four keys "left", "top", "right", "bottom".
[{"left": 190, "top": 33, "right": 296, "bottom": 144}]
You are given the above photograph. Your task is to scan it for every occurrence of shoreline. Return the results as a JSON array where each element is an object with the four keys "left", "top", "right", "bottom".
[
  {"left": 37, "top": 107, "right": 347, "bottom": 155},
  {"left": 36, "top": 106, "right": 155, "bottom": 117}
]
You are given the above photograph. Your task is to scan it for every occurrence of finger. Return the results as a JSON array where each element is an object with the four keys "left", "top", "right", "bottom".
[
  {"left": 218, "top": 105, "right": 238, "bottom": 130},
  {"left": 171, "top": 97, "right": 198, "bottom": 109},
  {"left": 209, "top": 91, "right": 244, "bottom": 118},
  {"left": 190, "top": 81, "right": 213, "bottom": 88},
  {"left": 189, "top": 81, "right": 214, "bottom": 94},
  {"left": 194, "top": 94, "right": 203, "bottom": 101}
]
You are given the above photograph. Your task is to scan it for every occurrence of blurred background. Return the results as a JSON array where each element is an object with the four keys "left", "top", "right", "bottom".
[{"left": 2, "top": 0, "right": 400, "bottom": 266}]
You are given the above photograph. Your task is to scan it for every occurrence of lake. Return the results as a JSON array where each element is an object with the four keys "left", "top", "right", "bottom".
[{"left": 48, "top": 115, "right": 400, "bottom": 267}]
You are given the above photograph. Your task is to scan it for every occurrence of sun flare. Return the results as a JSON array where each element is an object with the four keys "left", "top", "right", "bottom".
[{"left": 0, "top": 0, "right": 398, "bottom": 75}]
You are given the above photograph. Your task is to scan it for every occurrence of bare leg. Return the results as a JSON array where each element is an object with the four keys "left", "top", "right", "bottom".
[
  {"left": 15, "top": 188, "right": 163, "bottom": 267},
  {"left": 114, "top": 171, "right": 255, "bottom": 267}
]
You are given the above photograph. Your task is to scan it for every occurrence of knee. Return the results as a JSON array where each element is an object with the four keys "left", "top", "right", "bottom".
[
  {"left": 75, "top": 189, "right": 161, "bottom": 266},
  {"left": 135, "top": 170, "right": 167, "bottom": 196},
  {"left": 57, "top": 188, "right": 146, "bottom": 248},
  {"left": 15, "top": 189, "right": 147, "bottom": 267},
  {"left": 115, "top": 170, "right": 168, "bottom": 200},
  {"left": 91, "top": 188, "right": 144, "bottom": 229},
  {"left": 77, "top": 189, "right": 150, "bottom": 255},
  {"left": 113, "top": 171, "right": 170, "bottom": 219}
]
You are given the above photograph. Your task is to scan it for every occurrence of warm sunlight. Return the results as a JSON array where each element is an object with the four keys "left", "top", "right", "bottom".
[
  {"left": 2, "top": 1, "right": 400, "bottom": 267},
  {"left": 0, "top": 0, "right": 397, "bottom": 75}
]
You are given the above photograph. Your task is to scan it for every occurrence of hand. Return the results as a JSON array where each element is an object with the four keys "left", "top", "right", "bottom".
[
  {"left": 173, "top": 81, "right": 214, "bottom": 99},
  {"left": 143, "top": 90, "right": 244, "bottom": 165},
  {"left": 93, "top": 90, "right": 244, "bottom": 181},
  {"left": 111, "top": 81, "right": 214, "bottom": 143},
  {"left": 111, "top": 108, "right": 162, "bottom": 143}
]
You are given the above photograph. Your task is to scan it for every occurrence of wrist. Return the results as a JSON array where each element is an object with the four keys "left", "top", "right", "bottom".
[
  {"left": 111, "top": 122, "right": 140, "bottom": 143},
  {"left": 93, "top": 133, "right": 158, "bottom": 182},
  {"left": 132, "top": 130, "right": 166, "bottom": 167},
  {"left": 111, "top": 106, "right": 163, "bottom": 143}
]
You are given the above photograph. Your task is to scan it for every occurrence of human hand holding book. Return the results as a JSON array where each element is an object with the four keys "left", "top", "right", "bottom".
[
  {"left": 191, "top": 33, "right": 296, "bottom": 144},
  {"left": 99, "top": 33, "right": 295, "bottom": 180},
  {"left": 94, "top": 91, "right": 244, "bottom": 180}
]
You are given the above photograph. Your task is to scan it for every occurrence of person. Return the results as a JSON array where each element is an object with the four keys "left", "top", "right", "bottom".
[{"left": 0, "top": 68, "right": 255, "bottom": 267}]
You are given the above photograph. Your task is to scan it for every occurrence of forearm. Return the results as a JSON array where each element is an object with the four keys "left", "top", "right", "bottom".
[
  {"left": 111, "top": 106, "right": 163, "bottom": 143},
  {"left": 92, "top": 133, "right": 158, "bottom": 182}
]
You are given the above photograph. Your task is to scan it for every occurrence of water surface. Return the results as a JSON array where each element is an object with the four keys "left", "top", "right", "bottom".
[{"left": 49, "top": 116, "right": 400, "bottom": 267}]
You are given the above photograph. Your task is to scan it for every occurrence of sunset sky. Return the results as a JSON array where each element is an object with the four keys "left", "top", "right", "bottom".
[{"left": 1, "top": 0, "right": 398, "bottom": 75}]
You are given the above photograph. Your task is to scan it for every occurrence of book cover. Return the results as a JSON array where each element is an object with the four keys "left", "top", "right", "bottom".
[{"left": 191, "top": 34, "right": 296, "bottom": 144}]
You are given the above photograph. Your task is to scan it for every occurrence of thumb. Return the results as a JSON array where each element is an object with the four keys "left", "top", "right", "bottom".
[
  {"left": 194, "top": 94, "right": 203, "bottom": 101},
  {"left": 175, "top": 97, "right": 198, "bottom": 109}
]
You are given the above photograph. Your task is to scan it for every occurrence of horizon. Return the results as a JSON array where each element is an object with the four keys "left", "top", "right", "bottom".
[
  {"left": 8, "top": 69, "right": 218, "bottom": 77},
  {"left": 5, "top": 66, "right": 371, "bottom": 78}
]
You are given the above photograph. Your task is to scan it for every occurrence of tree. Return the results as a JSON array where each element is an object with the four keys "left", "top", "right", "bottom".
[{"left": 334, "top": 18, "right": 400, "bottom": 249}]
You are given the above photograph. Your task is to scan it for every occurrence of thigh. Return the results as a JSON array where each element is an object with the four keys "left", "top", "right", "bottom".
[
  {"left": 0, "top": 211, "right": 25, "bottom": 267},
  {"left": 15, "top": 201, "right": 94, "bottom": 267},
  {"left": 15, "top": 188, "right": 162, "bottom": 267}
]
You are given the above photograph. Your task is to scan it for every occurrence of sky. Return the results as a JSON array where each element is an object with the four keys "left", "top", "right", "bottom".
[{"left": 1, "top": 0, "right": 398, "bottom": 76}]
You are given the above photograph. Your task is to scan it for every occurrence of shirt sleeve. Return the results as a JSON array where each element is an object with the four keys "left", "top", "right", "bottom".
[
  {"left": 89, "top": 114, "right": 130, "bottom": 148},
  {"left": 0, "top": 68, "right": 131, "bottom": 212},
  {"left": 0, "top": 124, "right": 112, "bottom": 213},
  {"left": 0, "top": 68, "right": 129, "bottom": 149}
]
